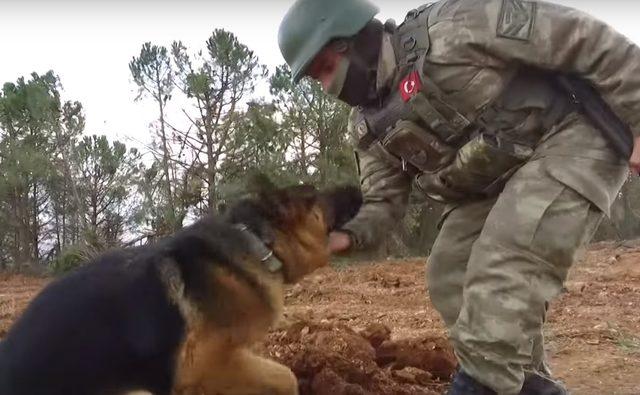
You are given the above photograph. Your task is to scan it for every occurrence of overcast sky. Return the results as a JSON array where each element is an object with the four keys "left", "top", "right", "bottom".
[{"left": 1, "top": 0, "right": 638, "bottom": 148}]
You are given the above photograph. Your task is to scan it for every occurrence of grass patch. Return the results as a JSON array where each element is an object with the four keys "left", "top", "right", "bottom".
[{"left": 616, "top": 333, "right": 640, "bottom": 354}]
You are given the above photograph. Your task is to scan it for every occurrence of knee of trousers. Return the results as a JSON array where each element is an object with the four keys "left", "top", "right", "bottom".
[
  {"left": 426, "top": 251, "right": 466, "bottom": 326},
  {"left": 451, "top": 241, "right": 550, "bottom": 367}
]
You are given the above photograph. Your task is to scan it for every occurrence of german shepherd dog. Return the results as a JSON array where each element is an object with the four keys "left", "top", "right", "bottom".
[{"left": 0, "top": 184, "right": 362, "bottom": 395}]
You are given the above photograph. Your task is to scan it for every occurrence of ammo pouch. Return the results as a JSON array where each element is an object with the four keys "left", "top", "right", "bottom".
[
  {"left": 381, "top": 120, "right": 456, "bottom": 172},
  {"left": 415, "top": 133, "right": 534, "bottom": 202}
]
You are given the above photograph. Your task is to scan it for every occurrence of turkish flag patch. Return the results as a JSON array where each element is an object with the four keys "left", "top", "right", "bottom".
[{"left": 399, "top": 71, "right": 422, "bottom": 102}]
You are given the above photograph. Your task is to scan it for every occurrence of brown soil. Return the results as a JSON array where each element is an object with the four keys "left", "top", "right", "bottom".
[
  {"left": 1, "top": 243, "right": 639, "bottom": 395},
  {"left": 0, "top": 273, "right": 49, "bottom": 338}
]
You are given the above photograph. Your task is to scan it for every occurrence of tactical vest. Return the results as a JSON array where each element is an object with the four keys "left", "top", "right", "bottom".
[{"left": 353, "top": 3, "right": 574, "bottom": 202}]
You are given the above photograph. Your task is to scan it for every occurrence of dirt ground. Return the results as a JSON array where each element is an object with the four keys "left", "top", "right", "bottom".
[{"left": 1, "top": 242, "right": 639, "bottom": 394}]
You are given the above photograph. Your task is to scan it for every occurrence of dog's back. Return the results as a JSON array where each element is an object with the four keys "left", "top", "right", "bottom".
[
  {"left": 0, "top": 184, "right": 362, "bottom": 395},
  {"left": 0, "top": 215, "right": 287, "bottom": 395},
  {"left": 0, "top": 249, "right": 185, "bottom": 395}
]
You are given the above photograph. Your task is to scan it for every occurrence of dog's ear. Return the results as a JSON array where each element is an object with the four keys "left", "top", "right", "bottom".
[
  {"left": 286, "top": 184, "right": 317, "bottom": 202},
  {"left": 320, "top": 185, "right": 362, "bottom": 230},
  {"left": 247, "top": 172, "right": 278, "bottom": 196},
  {"left": 262, "top": 184, "right": 319, "bottom": 225}
]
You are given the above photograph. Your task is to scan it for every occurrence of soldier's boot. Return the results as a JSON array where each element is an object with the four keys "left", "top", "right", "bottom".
[
  {"left": 447, "top": 369, "right": 496, "bottom": 395},
  {"left": 520, "top": 372, "right": 568, "bottom": 395}
]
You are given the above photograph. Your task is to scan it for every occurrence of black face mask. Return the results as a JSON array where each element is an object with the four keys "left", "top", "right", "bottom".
[
  {"left": 337, "top": 20, "right": 384, "bottom": 107},
  {"left": 338, "top": 57, "right": 377, "bottom": 106}
]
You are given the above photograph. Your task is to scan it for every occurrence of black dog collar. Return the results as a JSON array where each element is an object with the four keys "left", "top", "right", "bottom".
[{"left": 233, "top": 224, "right": 283, "bottom": 273}]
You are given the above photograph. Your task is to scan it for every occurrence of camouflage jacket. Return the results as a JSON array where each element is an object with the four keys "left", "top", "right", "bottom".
[{"left": 342, "top": 0, "right": 639, "bottom": 250}]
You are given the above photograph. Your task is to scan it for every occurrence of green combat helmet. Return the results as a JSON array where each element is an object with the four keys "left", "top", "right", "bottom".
[{"left": 278, "top": 0, "right": 379, "bottom": 82}]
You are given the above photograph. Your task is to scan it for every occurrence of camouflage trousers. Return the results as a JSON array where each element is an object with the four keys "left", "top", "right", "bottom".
[{"left": 427, "top": 144, "right": 626, "bottom": 394}]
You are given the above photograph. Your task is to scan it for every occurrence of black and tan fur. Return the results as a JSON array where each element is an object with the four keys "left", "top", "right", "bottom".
[{"left": 0, "top": 184, "right": 362, "bottom": 395}]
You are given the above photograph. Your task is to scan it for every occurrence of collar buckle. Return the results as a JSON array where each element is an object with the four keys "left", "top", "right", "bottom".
[{"left": 233, "top": 224, "right": 283, "bottom": 273}]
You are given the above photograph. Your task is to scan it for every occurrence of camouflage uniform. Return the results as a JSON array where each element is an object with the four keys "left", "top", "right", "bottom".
[{"left": 341, "top": 0, "right": 637, "bottom": 393}]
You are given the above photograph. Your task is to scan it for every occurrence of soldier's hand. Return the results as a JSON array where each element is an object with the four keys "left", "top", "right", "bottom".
[
  {"left": 630, "top": 136, "right": 640, "bottom": 174},
  {"left": 328, "top": 231, "right": 352, "bottom": 254}
]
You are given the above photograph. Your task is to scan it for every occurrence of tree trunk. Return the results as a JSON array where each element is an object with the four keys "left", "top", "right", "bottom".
[
  {"left": 31, "top": 183, "right": 40, "bottom": 263},
  {"left": 206, "top": 139, "right": 217, "bottom": 211},
  {"left": 55, "top": 209, "right": 61, "bottom": 255},
  {"left": 156, "top": 71, "right": 177, "bottom": 231},
  {"left": 61, "top": 190, "right": 67, "bottom": 248},
  {"left": 17, "top": 190, "right": 31, "bottom": 266}
]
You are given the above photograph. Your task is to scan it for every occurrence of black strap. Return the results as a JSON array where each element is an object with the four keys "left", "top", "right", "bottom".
[
  {"left": 556, "top": 74, "right": 633, "bottom": 159},
  {"left": 394, "top": 4, "right": 433, "bottom": 68},
  {"left": 233, "top": 224, "right": 283, "bottom": 273}
]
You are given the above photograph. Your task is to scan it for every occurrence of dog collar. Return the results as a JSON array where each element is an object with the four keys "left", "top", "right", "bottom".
[{"left": 233, "top": 224, "right": 283, "bottom": 273}]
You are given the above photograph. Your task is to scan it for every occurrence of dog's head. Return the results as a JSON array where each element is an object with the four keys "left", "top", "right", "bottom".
[{"left": 224, "top": 184, "right": 362, "bottom": 283}]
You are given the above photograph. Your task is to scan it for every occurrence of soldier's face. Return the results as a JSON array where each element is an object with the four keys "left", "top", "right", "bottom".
[{"left": 306, "top": 46, "right": 346, "bottom": 91}]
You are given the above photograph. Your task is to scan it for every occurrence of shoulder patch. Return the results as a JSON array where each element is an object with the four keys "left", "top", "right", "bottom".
[{"left": 497, "top": 0, "right": 537, "bottom": 41}]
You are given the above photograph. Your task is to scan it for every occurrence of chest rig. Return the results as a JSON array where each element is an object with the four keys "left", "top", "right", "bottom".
[
  {"left": 353, "top": 3, "right": 534, "bottom": 201},
  {"left": 355, "top": 3, "right": 470, "bottom": 171}
]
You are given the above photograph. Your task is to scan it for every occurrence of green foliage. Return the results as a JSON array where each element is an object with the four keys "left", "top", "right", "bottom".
[
  {"left": 269, "top": 65, "right": 356, "bottom": 187},
  {"left": 0, "top": 69, "right": 144, "bottom": 270},
  {"left": 72, "top": 135, "right": 140, "bottom": 248},
  {"left": 130, "top": 42, "right": 189, "bottom": 235},
  {"left": 0, "top": 71, "right": 63, "bottom": 265},
  {"left": 51, "top": 244, "right": 99, "bottom": 274},
  {"left": 170, "top": 30, "right": 268, "bottom": 212},
  {"left": 129, "top": 42, "right": 173, "bottom": 103}
]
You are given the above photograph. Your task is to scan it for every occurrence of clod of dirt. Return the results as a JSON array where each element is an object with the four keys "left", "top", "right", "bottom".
[
  {"left": 359, "top": 323, "right": 392, "bottom": 348},
  {"left": 311, "top": 368, "right": 367, "bottom": 395},
  {"left": 259, "top": 320, "right": 453, "bottom": 394},
  {"left": 392, "top": 367, "right": 433, "bottom": 386},
  {"left": 376, "top": 337, "right": 457, "bottom": 381},
  {"left": 370, "top": 273, "right": 404, "bottom": 288}
]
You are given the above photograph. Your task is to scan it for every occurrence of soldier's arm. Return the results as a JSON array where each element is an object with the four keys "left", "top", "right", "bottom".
[
  {"left": 340, "top": 145, "right": 412, "bottom": 251},
  {"left": 447, "top": 0, "right": 640, "bottom": 137}
]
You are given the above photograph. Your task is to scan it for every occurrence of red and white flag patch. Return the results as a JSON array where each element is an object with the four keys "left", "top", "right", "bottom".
[{"left": 399, "top": 71, "right": 422, "bottom": 102}]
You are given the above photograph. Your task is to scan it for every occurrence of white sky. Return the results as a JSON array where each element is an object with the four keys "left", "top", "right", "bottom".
[{"left": 1, "top": 0, "right": 639, "bottom": 149}]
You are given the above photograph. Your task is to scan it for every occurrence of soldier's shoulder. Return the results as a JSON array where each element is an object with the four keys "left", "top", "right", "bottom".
[
  {"left": 429, "top": 0, "right": 500, "bottom": 23},
  {"left": 425, "top": 0, "right": 503, "bottom": 48}
]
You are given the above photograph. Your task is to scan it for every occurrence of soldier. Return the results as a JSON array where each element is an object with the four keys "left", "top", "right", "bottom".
[{"left": 278, "top": 0, "right": 640, "bottom": 394}]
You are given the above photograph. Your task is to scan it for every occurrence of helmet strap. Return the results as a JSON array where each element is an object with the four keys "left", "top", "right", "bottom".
[
  {"left": 338, "top": 19, "right": 384, "bottom": 106},
  {"left": 325, "top": 56, "right": 351, "bottom": 96}
]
